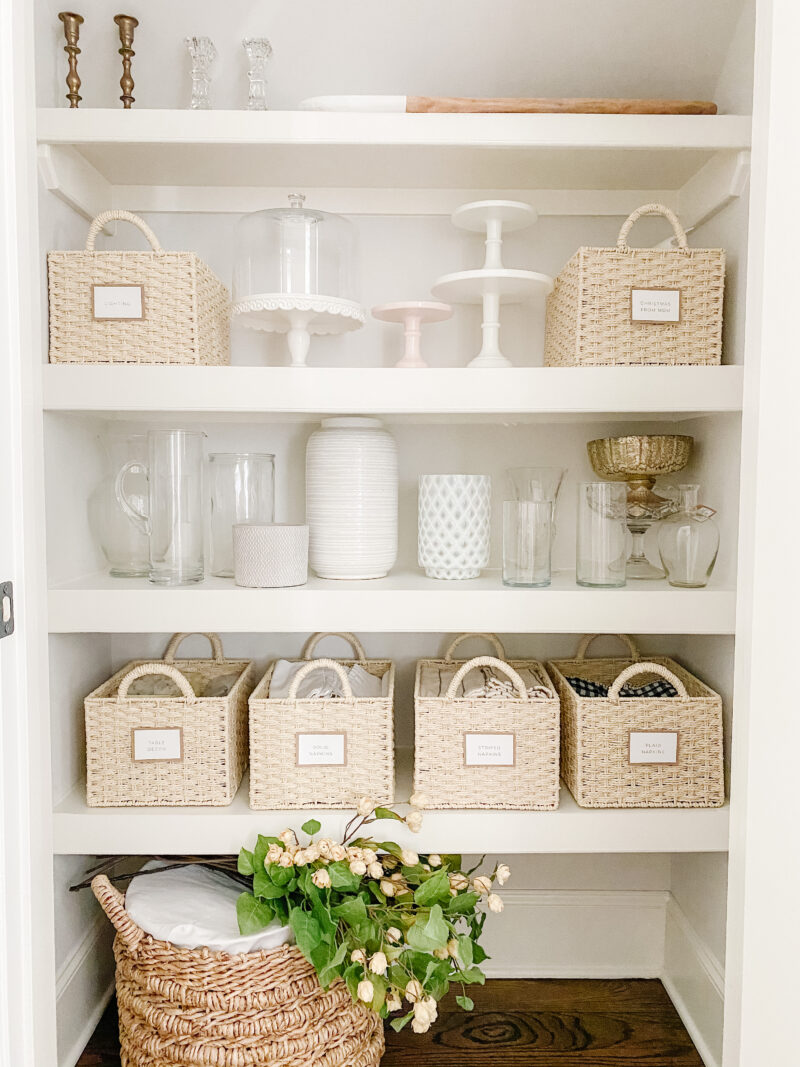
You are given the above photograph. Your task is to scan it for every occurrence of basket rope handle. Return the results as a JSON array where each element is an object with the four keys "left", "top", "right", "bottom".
[
  {"left": 616, "top": 203, "right": 689, "bottom": 253},
  {"left": 575, "top": 634, "right": 640, "bottom": 662},
  {"left": 117, "top": 662, "right": 196, "bottom": 702},
  {"left": 302, "top": 632, "right": 367, "bottom": 662},
  {"left": 446, "top": 656, "right": 529, "bottom": 701},
  {"left": 164, "top": 632, "right": 225, "bottom": 663},
  {"left": 288, "top": 658, "right": 355, "bottom": 700},
  {"left": 85, "top": 210, "right": 164, "bottom": 253},
  {"left": 444, "top": 632, "right": 506, "bottom": 661},
  {"left": 608, "top": 661, "right": 688, "bottom": 701},
  {"left": 91, "top": 875, "right": 145, "bottom": 954}
]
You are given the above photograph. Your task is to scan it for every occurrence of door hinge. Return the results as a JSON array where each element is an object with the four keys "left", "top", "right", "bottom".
[{"left": 1, "top": 582, "right": 14, "bottom": 639}]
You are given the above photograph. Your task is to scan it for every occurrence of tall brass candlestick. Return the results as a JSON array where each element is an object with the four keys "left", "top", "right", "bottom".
[
  {"left": 114, "top": 13, "right": 139, "bottom": 108},
  {"left": 58, "top": 12, "right": 84, "bottom": 108}
]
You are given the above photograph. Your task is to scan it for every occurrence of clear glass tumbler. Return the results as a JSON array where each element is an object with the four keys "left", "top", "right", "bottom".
[
  {"left": 209, "top": 453, "right": 275, "bottom": 578},
  {"left": 576, "top": 482, "right": 628, "bottom": 588},
  {"left": 503, "top": 500, "right": 552, "bottom": 587}
]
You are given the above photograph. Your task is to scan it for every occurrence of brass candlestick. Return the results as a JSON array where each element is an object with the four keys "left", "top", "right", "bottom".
[
  {"left": 58, "top": 12, "right": 84, "bottom": 108},
  {"left": 114, "top": 13, "right": 139, "bottom": 108}
]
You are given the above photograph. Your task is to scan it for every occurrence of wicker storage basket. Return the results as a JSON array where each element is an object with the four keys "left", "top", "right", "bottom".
[
  {"left": 544, "top": 203, "right": 725, "bottom": 366},
  {"left": 413, "top": 633, "right": 560, "bottom": 810},
  {"left": 48, "top": 209, "right": 230, "bottom": 364},
  {"left": 547, "top": 634, "right": 724, "bottom": 808},
  {"left": 91, "top": 875, "right": 384, "bottom": 1067},
  {"left": 249, "top": 632, "right": 395, "bottom": 809},
  {"left": 85, "top": 632, "right": 253, "bottom": 807}
]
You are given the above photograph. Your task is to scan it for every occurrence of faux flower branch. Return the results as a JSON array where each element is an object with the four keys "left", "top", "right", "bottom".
[{"left": 237, "top": 795, "right": 510, "bottom": 1033}]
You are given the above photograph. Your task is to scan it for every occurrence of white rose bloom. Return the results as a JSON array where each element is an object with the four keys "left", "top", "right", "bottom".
[
  {"left": 386, "top": 927, "right": 402, "bottom": 944},
  {"left": 411, "top": 1016, "right": 430, "bottom": 1034},
  {"left": 317, "top": 840, "right": 332, "bottom": 858},
  {"left": 433, "top": 945, "right": 448, "bottom": 960},
  {"left": 357, "top": 979, "right": 374, "bottom": 1003},
  {"left": 487, "top": 892, "right": 504, "bottom": 913},
  {"left": 368, "top": 862, "right": 384, "bottom": 879},
  {"left": 473, "top": 876, "right": 492, "bottom": 895},
  {"left": 356, "top": 797, "right": 375, "bottom": 817},
  {"left": 449, "top": 873, "right": 469, "bottom": 891},
  {"left": 409, "top": 792, "right": 429, "bottom": 809},
  {"left": 447, "top": 938, "right": 460, "bottom": 959},
  {"left": 400, "top": 849, "right": 419, "bottom": 867},
  {"left": 495, "top": 863, "right": 511, "bottom": 886},
  {"left": 390, "top": 872, "right": 404, "bottom": 882},
  {"left": 311, "top": 868, "right": 331, "bottom": 889},
  {"left": 266, "top": 845, "right": 283, "bottom": 865},
  {"left": 330, "top": 844, "right": 347, "bottom": 862},
  {"left": 347, "top": 847, "right": 364, "bottom": 862},
  {"left": 362, "top": 848, "right": 377, "bottom": 864},
  {"left": 350, "top": 948, "right": 367, "bottom": 965},
  {"left": 405, "top": 809, "right": 423, "bottom": 833},
  {"left": 278, "top": 852, "right": 294, "bottom": 868},
  {"left": 386, "top": 991, "right": 402, "bottom": 1013},
  {"left": 404, "top": 979, "right": 423, "bottom": 1003},
  {"left": 428, "top": 854, "right": 442, "bottom": 867},
  {"left": 293, "top": 850, "right": 308, "bottom": 866},
  {"left": 419, "top": 996, "right": 438, "bottom": 1023},
  {"left": 349, "top": 859, "right": 368, "bottom": 876},
  {"left": 305, "top": 845, "right": 321, "bottom": 862},
  {"left": 380, "top": 879, "right": 396, "bottom": 897},
  {"left": 369, "top": 951, "right": 388, "bottom": 975},
  {"left": 279, "top": 829, "right": 296, "bottom": 847}
]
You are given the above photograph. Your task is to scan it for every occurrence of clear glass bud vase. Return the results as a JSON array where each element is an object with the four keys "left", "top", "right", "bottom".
[{"left": 657, "top": 484, "right": 720, "bottom": 588}]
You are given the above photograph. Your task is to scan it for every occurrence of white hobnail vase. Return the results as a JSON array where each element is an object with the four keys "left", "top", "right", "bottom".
[
  {"left": 418, "top": 474, "right": 492, "bottom": 580},
  {"left": 306, "top": 417, "right": 398, "bottom": 579}
]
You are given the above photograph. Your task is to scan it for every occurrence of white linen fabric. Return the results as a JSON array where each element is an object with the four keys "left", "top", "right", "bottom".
[{"left": 268, "top": 659, "right": 389, "bottom": 699}]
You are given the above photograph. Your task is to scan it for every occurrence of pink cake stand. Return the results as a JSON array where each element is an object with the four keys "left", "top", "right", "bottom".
[{"left": 372, "top": 301, "right": 453, "bottom": 368}]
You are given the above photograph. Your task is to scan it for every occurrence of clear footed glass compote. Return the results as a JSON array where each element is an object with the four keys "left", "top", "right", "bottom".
[
  {"left": 658, "top": 484, "right": 720, "bottom": 588},
  {"left": 243, "top": 37, "right": 272, "bottom": 111},
  {"left": 185, "top": 36, "right": 216, "bottom": 110}
]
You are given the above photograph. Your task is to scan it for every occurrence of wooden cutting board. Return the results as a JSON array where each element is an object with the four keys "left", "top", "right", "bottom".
[{"left": 407, "top": 96, "right": 718, "bottom": 114}]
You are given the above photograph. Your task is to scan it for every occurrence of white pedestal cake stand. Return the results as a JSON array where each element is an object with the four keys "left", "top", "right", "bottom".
[
  {"left": 231, "top": 294, "right": 365, "bottom": 367},
  {"left": 431, "top": 200, "right": 553, "bottom": 368},
  {"left": 372, "top": 301, "right": 453, "bottom": 368}
]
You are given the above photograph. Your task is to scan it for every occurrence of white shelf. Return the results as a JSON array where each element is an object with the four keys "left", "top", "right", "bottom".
[
  {"left": 42, "top": 365, "right": 744, "bottom": 423},
  {"left": 48, "top": 571, "right": 736, "bottom": 635},
  {"left": 52, "top": 758, "right": 730, "bottom": 857}
]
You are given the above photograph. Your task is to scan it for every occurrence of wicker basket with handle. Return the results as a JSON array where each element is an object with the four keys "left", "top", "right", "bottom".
[
  {"left": 413, "top": 633, "right": 560, "bottom": 810},
  {"left": 84, "top": 632, "right": 253, "bottom": 807},
  {"left": 249, "top": 632, "right": 395, "bottom": 809},
  {"left": 544, "top": 203, "right": 725, "bottom": 366},
  {"left": 91, "top": 874, "right": 384, "bottom": 1067},
  {"left": 47, "top": 209, "right": 230, "bottom": 364},
  {"left": 546, "top": 634, "right": 724, "bottom": 808}
]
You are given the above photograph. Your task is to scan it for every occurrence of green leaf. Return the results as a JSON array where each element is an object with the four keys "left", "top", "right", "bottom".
[
  {"left": 312, "top": 901, "right": 337, "bottom": 944},
  {"left": 332, "top": 897, "right": 368, "bottom": 927},
  {"left": 374, "top": 807, "right": 403, "bottom": 821},
  {"left": 327, "top": 861, "right": 362, "bottom": 893},
  {"left": 270, "top": 863, "right": 294, "bottom": 887},
  {"left": 460, "top": 966, "right": 486, "bottom": 985},
  {"left": 302, "top": 818, "right": 322, "bottom": 836},
  {"left": 343, "top": 962, "right": 363, "bottom": 1002},
  {"left": 289, "top": 907, "right": 323, "bottom": 962},
  {"left": 253, "top": 870, "right": 287, "bottom": 900},
  {"left": 457, "top": 934, "right": 474, "bottom": 970},
  {"left": 368, "top": 880, "right": 387, "bottom": 904},
  {"left": 253, "top": 834, "right": 280, "bottom": 872},
  {"left": 377, "top": 841, "right": 402, "bottom": 856},
  {"left": 318, "top": 941, "right": 348, "bottom": 988},
  {"left": 236, "top": 892, "right": 274, "bottom": 935},
  {"left": 406, "top": 904, "right": 449, "bottom": 951},
  {"left": 237, "top": 848, "right": 254, "bottom": 876},
  {"left": 446, "top": 891, "right": 480, "bottom": 915},
  {"left": 390, "top": 1011, "right": 414, "bottom": 1033},
  {"left": 413, "top": 869, "right": 451, "bottom": 907},
  {"left": 472, "top": 942, "right": 489, "bottom": 965},
  {"left": 441, "top": 854, "right": 462, "bottom": 871},
  {"left": 456, "top": 995, "right": 474, "bottom": 1011}
]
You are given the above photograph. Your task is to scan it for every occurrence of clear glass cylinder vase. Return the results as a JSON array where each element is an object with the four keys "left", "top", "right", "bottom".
[
  {"left": 209, "top": 453, "right": 276, "bottom": 578},
  {"left": 576, "top": 481, "right": 628, "bottom": 588}
]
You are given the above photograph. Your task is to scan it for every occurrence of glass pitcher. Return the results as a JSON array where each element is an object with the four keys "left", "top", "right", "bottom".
[
  {"left": 116, "top": 429, "right": 206, "bottom": 585},
  {"left": 88, "top": 433, "right": 150, "bottom": 578},
  {"left": 657, "top": 484, "right": 720, "bottom": 588}
]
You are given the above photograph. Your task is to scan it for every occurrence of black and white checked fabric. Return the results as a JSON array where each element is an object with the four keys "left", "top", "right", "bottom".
[{"left": 565, "top": 676, "right": 679, "bottom": 699}]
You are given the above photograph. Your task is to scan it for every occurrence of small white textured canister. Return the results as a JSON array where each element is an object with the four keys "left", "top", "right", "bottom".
[
  {"left": 233, "top": 524, "right": 309, "bottom": 588},
  {"left": 418, "top": 474, "right": 492, "bottom": 579},
  {"left": 306, "top": 417, "right": 398, "bottom": 579}
]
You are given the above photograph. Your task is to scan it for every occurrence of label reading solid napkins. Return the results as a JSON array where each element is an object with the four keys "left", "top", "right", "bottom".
[
  {"left": 132, "top": 727, "right": 183, "bottom": 762},
  {"left": 630, "top": 288, "right": 681, "bottom": 324},
  {"left": 628, "top": 730, "right": 679, "bottom": 765},
  {"left": 464, "top": 733, "right": 515, "bottom": 767},
  {"left": 296, "top": 733, "right": 347, "bottom": 766},
  {"left": 92, "top": 284, "right": 144, "bottom": 320}
]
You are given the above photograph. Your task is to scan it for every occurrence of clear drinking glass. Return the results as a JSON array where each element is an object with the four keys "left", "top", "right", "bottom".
[
  {"left": 506, "top": 467, "right": 565, "bottom": 505},
  {"left": 243, "top": 37, "right": 272, "bottom": 110},
  {"left": 503, "top": 500, "right": 552, "bottom": 587},
  {"left": 657, "top": 484, "right": 720, "bottom": 588},
  {"left": 576, "top": 482, "right": 628, "bottom": 588},
  {"left": 209, "top": 452, "right": 275, "bottom": 578},
  {"left": 116, "top": 429, "right": 207, "bottom": 586}
]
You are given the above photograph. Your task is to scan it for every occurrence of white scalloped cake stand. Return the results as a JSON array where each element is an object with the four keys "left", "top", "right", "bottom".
[
  {"left": 431, "top": 200, "right": 553, "bottom": 369},
  {"left": 372, "top": 301, "right": 453, "bottom": 368},
  {"left": 232, "top": 294, "right": 366, "bottom": 367}
]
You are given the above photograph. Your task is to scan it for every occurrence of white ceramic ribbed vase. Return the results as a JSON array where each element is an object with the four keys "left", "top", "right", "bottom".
[
  {"left": 306, "top": 417, "right": 398, "bottom": 579},
  {"left": 418, "top": 474, "right": 492, "bottom": 579}
]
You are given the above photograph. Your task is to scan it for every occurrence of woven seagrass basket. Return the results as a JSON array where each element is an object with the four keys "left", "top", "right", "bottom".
[
  {"left": 249, "top": 632, "right": 395, "bottom": 809},
  {"left": 85, "top": 632, "right": 253, "bottom": 807},
  {"left": 544, "top": 203, "right": 725, "bottom": 366},
  {"left": 547, "top": 634, "right": 724, "bottom": 808},
  {"left": 48, "top": 209, "right": 230, "bottom": 364},
  {"left": 414, "top": 633, "right": 560, "bottom": 810},
  {"left": 91, "top": 875, "right": 384, "bottom": 1067}
]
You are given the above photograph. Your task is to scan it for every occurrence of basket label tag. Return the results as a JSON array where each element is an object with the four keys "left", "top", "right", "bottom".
[
  {"left": 630, "top": 288, "right": 681, "bottom": 324},
  {"left": 464, "top": 732, "right": 515, "bottom": 767},
  {"left": 131, "top": 727, "right": 183, "bottom": 762},
  {"left": 92, "top": 284, "right": 144, "bottom": 320},
  {"left": 628, "top": 730, "right": 679, "bottom": 765},
  {"left": 296, "top": 732, "right": 347, "bottom": 766}
]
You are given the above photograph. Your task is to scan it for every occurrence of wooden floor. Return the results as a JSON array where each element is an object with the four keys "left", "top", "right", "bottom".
[{"left": 78, "top": 980, "right": 703, "bottom": 1066}]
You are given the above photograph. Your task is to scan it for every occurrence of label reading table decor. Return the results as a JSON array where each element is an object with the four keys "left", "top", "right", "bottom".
[
  {"left": 92, "top": 283, "right": 145, "bottom": 320},
  {"left": 464, "top": 732, "right": 515, "bottom": 767},
  {"left": 630, "top": 288, "right": 681, "bottom": 324},
  {"left": 296, "top": 732, "right": 347, "bottom": 767},
  {"left": 628, "top": 730, "right": 679, "bottom": 765},
  {"left": 131, "top": 727, "right": 183, "bottom": 763}
]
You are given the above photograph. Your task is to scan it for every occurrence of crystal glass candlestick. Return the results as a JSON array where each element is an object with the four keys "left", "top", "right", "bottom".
[
  {"left": 185, "top": 36, "right": 216, "bottom": 110},
  {"left": 657, "top": 484, "right": 720, "bottom": 588},
  {"left": 243, "top": 37, "right": 272, "bottom": 110}
]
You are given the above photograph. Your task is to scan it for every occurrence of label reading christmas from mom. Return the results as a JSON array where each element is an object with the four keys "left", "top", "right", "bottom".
[
  {"left": 628, "top": 730, "right": 679, "bottom": 765},
  {"left": 92, "top": 284, "right": 145, "bottom": 320},
  {"left": 464, "top": 733, "right": 515, "bottom": 767},
  {"left": 131, "top": 727, "right": 183, "bottom": 763},
  {"left": 296, "top": 732, "right": 347, "bottom": 767},
  {"left": 630, "top": 288, "right": 681, "bottom": 324}
]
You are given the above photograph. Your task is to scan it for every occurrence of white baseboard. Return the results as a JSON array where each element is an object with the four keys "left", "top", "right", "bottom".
[
  {"left": 56, "top": 913, "right": 116, "bottom": 1067},
  {"left": 662, "top": 897, "right": 725, "bottom": 1067}
]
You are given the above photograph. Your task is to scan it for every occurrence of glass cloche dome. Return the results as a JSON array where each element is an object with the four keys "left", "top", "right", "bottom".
[{"left": 232, "top": 193, "right": 364, "bottom": 366}]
